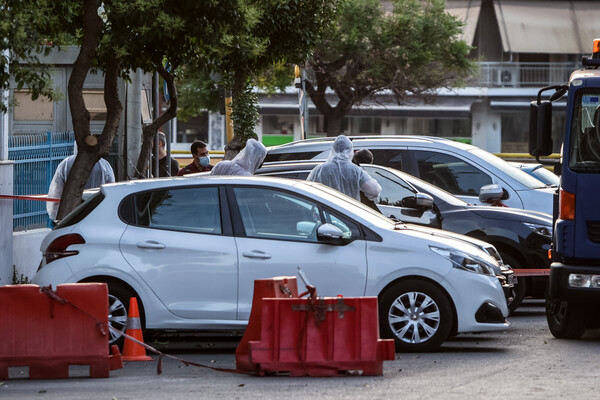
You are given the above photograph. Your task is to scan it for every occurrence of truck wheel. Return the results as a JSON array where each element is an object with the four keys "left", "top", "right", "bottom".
[
  {"left": 546, "top": 298, "right": 589, "bottom": 339},
  {"left": 379, "top": 279, "right": 452, "bottom": 352}
]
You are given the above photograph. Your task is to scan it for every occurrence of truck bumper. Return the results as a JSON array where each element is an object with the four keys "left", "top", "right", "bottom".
[{"left": 549, "top": 262, "right": 600, "bottom": 302}]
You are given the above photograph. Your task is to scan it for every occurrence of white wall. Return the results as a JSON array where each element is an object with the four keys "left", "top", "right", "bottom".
[{"left": 12, "top": 228, "right": 50, "bottom": 282}]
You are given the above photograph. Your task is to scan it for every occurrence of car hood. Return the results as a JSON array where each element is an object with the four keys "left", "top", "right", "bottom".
[
  {"left": 469, "top": 205, "right": 553, "bottom": 225},
  {"left": 394, "top": 223, "right": 503, "bottom": 272}
]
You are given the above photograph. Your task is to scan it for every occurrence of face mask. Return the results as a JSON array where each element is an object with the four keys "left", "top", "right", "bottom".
[{"left": 199, "top": 155, "right": 210, "bottom": 167}]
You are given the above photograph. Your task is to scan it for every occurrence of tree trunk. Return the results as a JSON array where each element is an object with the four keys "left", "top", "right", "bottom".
[
  {"left": 57, "top": 0, "right": 103, "bottom": 220},
  {"left": 305, "top": 75, "right": 353, "bottom": 138},
  {"left": 324, "top": 112, "right": 344, "bottom": 137},
  {"left": 135, "top": 66, "right": 178, "bottom": 178}
]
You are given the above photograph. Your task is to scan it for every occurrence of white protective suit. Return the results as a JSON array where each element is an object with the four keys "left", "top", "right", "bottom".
[
  {"left": 47, "top": 155, "right": 115, "bottom": 220},
  {"left": 307, "top": 135, "right": 381, "bottom": 201},
  {"left": 210, "top": 139, "right": 267, "bottom": 176}
]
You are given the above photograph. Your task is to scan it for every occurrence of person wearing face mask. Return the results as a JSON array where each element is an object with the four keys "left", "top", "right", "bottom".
[{"left": 177, "top": 140, "right": 213, "bottom": 175}]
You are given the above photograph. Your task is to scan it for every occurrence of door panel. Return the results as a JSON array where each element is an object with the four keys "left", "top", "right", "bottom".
[
  {"left": 119, "top": 186, "right": 238, "bottom": 320},
  {"left": 231, "top": 186, "right": 368, "bottom": 320}
]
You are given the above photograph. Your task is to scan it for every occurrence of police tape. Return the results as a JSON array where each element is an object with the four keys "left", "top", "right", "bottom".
[{"left": 0, "top": 194, "right": 60, "bottom": 202}]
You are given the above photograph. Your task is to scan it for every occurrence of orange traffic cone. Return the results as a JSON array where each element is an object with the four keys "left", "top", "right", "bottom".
[{"left": 122, "top": 297, "right": 153, "bottom": 361}]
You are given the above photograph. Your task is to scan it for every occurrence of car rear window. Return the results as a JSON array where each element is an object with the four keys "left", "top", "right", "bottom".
[{"left": 54, "top": 191, "right": 105, "bottom": 229}]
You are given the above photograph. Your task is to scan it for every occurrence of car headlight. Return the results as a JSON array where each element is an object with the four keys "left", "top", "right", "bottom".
[
  {"left": 430, "top": 246, "right": 497, "bottom": 276},
  {"left": 524, "top": 223, "right": 552, "bottom": 238}
]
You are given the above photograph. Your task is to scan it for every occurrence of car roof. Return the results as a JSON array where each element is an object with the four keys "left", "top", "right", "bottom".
[
  {"left": 267, "top": 135, "right": 474, "bottom": 152},
  {"left": 99, "top": 174, "right": 313, "bottom": 196}
]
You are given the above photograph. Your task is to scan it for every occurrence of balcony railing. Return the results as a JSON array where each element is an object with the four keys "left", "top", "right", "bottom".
[{"left": 474, "top": 62, "right": 579, "bottom": 88}]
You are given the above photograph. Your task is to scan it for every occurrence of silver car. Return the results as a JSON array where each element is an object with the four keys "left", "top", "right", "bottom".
[
  {"left": 265, "top": 135, "right": 555, "bottom": 214},
  {"left": 32, "top": 175, "right": 509, "bottom": 352}
]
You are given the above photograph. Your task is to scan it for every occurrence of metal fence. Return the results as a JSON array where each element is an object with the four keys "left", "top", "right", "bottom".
[
  {"left": 476, "top": 62, "right": 578, "bottom": 88},
  {"left": 9, "top": 131, "right": 75, "bottom": 231}
]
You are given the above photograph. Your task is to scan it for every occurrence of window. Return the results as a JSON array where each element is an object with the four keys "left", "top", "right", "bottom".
[
  {"left": 233, "top": 187, "right": 321, "bottom": 242},
  {"left": 13, "top": 91, "right": 53, "bottom": 121},
  {"left": 128, "top": 187, "right": 222, "bottom": 234},
  {"left": 366, "top": 168, "right": 415, "bottom": 207},
  {"left": 414, "top": 151, "right": 491, "bottom": 196},
  {"left": 321, "top": 208, "right": 360, "bottom": 240},
  {"left": 370, "top": 149, "right": 403, "bottom": 171}
]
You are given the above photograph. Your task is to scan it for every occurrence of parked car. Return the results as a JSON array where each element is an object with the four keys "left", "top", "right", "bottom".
[
  {"left": 256, "top": 161, "right": 552, "bottom": 312},
  {"left": 264, "top": 136, "right": 555, "bottom": 214},
  {"left": 509, "top": 162, "right": 559, "bottom": 187},
  {"left": 32, "top": 175, "right": 509, "bottom": 352}
]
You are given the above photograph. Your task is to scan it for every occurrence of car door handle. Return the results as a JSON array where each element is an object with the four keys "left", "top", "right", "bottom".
[
  {"left": 242, "top": 250, "right": 272, "bottom": 259},
  {"left": 136, "top": 241, "right": 166, "bottom": 250}
]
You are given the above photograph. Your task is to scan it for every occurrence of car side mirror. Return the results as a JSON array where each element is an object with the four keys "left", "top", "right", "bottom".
[
  {"left": 401, "top": 193, "right": 434, "bottom": 210},
  {"left": 316, "top": 223, "right": 348, "bottom": 245},
  {"left": 479, "top": 184, "right": 507, "bottom": 203}
]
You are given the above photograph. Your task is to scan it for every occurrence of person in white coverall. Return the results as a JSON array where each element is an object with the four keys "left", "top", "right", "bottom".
[
  {"left": 210, "top": 138, "right": 267, "bottom": 176},
  {"left": 307, "top": 135, "right": 381, "bottom": 201},
  {"left": 47, "top": 154, "right": 115, "bottom": 220}
]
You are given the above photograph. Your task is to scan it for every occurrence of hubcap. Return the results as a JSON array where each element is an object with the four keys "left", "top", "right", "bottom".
[
  {"left": 388, "top": 291, "right": 440, "bottom": 344},
  {"left": 108, "top": 294, "right": 128, "bottom": 344}
]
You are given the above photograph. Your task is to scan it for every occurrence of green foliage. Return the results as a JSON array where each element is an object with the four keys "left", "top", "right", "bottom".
[
  {"left": 306, "top": 0, "right": 476, "bottom": 135},
  {"left": 12, "top": 266, "right": 30, "bottom": 285},
  {"left": 0, "top": 0, "right": 61, "bottom": 112}
]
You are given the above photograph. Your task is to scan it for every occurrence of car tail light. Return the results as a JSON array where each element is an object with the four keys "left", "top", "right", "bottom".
[
  {"left": 44, "top": 234, "right": 86, "bottom": 264},
  {"left": 559, "top": 189, "right": 575, "bottom": 220}
]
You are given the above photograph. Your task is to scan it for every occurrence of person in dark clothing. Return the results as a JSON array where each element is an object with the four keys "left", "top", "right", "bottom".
[
  {"left": 153, "top": 131, "right": 180, "bottom": 177},
  {"left": 352, "top": 148, "right": 381, "bottom": 212},
  {"left": 178, "top": 140, "right": 213, "bottom": 175}
]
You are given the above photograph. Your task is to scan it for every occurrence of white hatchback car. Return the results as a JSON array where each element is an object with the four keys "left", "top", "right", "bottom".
[
  {"left": 32, "top": 175, "right": 509, "bottom": 352},
  {"left": 265, "top": 136, "right": 555, "bottom": 214}
]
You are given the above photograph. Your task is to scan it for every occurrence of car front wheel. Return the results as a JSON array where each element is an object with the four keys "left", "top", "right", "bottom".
[{"left": 379, "top": 279, "right": 453, "bottom": 352}]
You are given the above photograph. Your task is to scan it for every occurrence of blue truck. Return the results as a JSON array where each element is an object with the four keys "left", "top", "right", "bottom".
[{"left": 530, "top": 39, "right": 600, "bottom": 338}]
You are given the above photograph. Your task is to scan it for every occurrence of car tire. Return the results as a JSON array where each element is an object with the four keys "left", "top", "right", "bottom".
[
  {"left": 379, "top": 279, "right": 453, "bottom": 352},
  {"left": 546, "top": 298, "right": 589, "bottom": 339},
  {"left": 106, "top": 282, "right": 139, "bottom": 349},
  {"left": 499, "top": 252, "right": 526, "bottom": 314}
]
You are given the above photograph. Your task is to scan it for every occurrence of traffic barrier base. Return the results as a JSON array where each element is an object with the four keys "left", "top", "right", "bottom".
[
  {"left": 0, "top": 284, "right": 123, "bottom": 379},
  {"left": 235, "top": 276, "right": 299, "bottom": 373},
  {"left": 236, "top": 275, "right": 395, "bottom": 377}
]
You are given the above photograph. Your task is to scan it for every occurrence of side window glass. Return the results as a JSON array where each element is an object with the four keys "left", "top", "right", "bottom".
[
  {"left": 322, "top": 209, "right": 361, "bottom": 240},
  {"left": 414, "top": 151, "right": 492, "bottom": 196},
  {"left": 364, "top": 167, "right": 415, "bottom": 206},
  {"left": 233, "top": 187, "right": 322, "bottom": 242},
  {"left": 370, "top": 149, "right": 403, "bottom": 171},
  {"left": 133, "top": 187, "right": 222, "bottom": 234}
]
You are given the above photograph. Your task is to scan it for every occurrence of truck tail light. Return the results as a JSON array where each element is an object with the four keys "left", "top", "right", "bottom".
[
  {"left": 559, "top": 189, "right": 575, "bottom": 220},
  {"left": 44, "top": 234, "right": 85, "bottom": 264}
]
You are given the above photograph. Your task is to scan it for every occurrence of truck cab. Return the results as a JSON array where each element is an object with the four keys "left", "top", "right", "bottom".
[{"left": 530, "top": 39, "right": 600, "bottom": 338}]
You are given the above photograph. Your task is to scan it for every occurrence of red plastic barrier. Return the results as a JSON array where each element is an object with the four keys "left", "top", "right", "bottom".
[
  {"left": 236, "top": 276, "right": 299, "bottom": 373},
  {"left": 0, "top": 283, "right": 123, "bottom": 379},
  {"left": 246, "top": 296, "right": 395, "bottom": 376}
]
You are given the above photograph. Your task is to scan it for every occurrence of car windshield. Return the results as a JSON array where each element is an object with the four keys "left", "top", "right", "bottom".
[
  {"left": 528, "top": 165, "right": 559, "bottom": 186},
  {"left": 568, "top": 90, "right": 600, "bottom": 173},
  {"left": 468, "top": 148, "right": 549, "bottom": 188},
  {"left": 301, "top": 181, "right": 395, "bottom": 225},
  {"left": 397, "top": 172, "right": 469, "bottom": 207}
]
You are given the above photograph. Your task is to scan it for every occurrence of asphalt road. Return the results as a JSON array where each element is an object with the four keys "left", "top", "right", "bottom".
[{"left": 3, "top": 299, "right": 600, "bottom": 400}]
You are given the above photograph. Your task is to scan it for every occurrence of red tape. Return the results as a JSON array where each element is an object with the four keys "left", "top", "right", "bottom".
[
  {"left": 0, "top": 194, "right": 59, "bottom": 202},
  {"left": 512, "top": 269, "right": 550, "bottom": 277}
]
